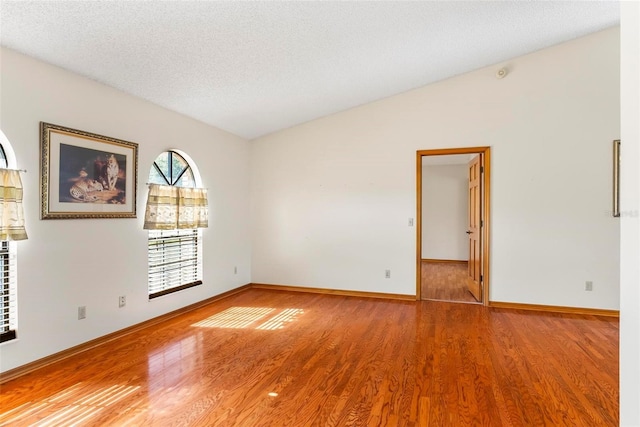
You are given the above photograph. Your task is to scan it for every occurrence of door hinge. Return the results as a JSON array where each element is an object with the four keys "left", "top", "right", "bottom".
[
  {"left": 481, "top": 220, "right": 484, "bottom": 227},
  {"left": 480, "top": 275, "right": 483, "bottom": 282},
  {"left": 480, "top": 166, "right": 484, "bottom": 173}
]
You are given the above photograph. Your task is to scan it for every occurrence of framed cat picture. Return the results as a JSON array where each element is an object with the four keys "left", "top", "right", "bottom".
[{"left": 40, "top": 122, "right": 138, "bottom": 219}]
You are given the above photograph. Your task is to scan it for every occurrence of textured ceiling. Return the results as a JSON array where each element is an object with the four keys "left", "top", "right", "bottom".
[{"left": 0, "top": 1, "right": 619, "bottom": 140}]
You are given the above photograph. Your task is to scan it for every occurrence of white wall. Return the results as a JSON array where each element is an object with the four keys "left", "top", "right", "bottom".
[
  {"left": 0, "top": 24, "right": 629, "bottom": 384},
  {"left": 251, "top": 28, "right": 620, "bottom": 308},
  {"left": 0, "top": 48, "right": 252, "bottom": 373},
  {"left": 422, "top": 163, "right": 467, "bottom": 260},
  {"left": 620, "top": 3, "right": 640, "bottom": 425}
]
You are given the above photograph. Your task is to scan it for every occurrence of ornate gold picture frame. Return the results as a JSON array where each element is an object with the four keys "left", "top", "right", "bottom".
[
  {"left": 613, "top": 139, "right": 620, "bottom": 218},
  {"left": 40, "top": 122, "right": 138, "bottom": 219}
]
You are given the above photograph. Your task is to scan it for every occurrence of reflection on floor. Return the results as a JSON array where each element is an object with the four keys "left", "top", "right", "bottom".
[
  {"left": 0, "top": 289, "right": 619, "bottom": 425},
  {"left": 421, "top": 260, "right": 478, "bottom": 303}
]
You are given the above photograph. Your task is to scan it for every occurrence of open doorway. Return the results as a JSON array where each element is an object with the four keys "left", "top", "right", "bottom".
[{"left": 416, "top": 147, "right": 491, "bottom": 305}]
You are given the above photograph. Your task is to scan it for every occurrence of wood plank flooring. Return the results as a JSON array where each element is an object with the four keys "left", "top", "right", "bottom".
[
  {"left": 0, "top": 289, "right": 619, "bottom": 426},
  {"left": 421, "top": 260, "right": 478, "bottom": 303}
]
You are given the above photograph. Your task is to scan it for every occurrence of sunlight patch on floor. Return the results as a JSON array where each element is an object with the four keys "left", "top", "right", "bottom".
[
  {"left": 192, "top": 306, "right": 276, "bottom": 328},
  {"left": 256, "top": 308, "right": 304, "bottom": 330},
  {"left": 0, "top": 382, "right": 140, "bottom": 426},
  {"left": 191, "top": 306, "right": 304, "bottom": 329}
]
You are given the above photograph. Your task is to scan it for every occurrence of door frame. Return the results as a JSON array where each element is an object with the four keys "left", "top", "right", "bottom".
[{"left": 416, "top": 147, "right": 491, "bottom": 305}]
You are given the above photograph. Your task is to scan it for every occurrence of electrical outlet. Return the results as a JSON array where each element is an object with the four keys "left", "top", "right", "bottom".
[
  {"left": 78, "top": 306, "right": 86, "bottom": 320},
  {"left": 585, "top": 281, "right": 593, "bottom": 291},
  {"left": 408, "top": 218, "right": 414, "bottom": 227},
  {"left": 234, "top": 266, "right": 238, "bottom": 274},
  {"left": 119, "top": 295, "right": 126, "bottom": 308},
  {"left": 385, "top": 269, "right": 391, "bottom": 279}
]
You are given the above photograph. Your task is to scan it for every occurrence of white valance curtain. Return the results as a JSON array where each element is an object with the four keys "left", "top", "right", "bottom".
[
  {"left": 143, "top": 184, "right": 208, "bottom": 230},
  {"left": 0, "top": 169, "right": 28, "bottom": 241}
]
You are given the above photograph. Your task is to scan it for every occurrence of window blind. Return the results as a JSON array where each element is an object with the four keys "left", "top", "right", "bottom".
[
  {"left": 0, "top": 241, "right": 17, "bottom": 342},
  {"left": 148, "top": 229, "right": 202, "bottom": 299}
]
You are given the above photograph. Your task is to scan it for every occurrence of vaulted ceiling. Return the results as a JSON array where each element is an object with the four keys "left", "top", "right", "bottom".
[{"left": 0, "top": 1, "right": 619, "bottom": 139}]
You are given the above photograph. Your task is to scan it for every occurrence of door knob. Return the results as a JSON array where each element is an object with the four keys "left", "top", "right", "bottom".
[{"left": 466, "top": 231, "right": 472, "bottom": 234}]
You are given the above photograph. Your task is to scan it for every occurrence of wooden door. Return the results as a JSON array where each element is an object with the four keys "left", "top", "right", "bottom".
[{"left": 467, "top": 155, "right": 482, "bottom": 301}]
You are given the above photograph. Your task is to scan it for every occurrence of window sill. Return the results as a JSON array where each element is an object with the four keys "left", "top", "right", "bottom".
[
  {"left": 0, "top": 330, "right": 17, "bottom": 344},
  {"left": 149, "top": 280, "right": 203, "bottom": 300}
]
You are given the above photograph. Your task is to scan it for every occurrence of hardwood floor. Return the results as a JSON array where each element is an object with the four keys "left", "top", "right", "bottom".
[
  {"left": 421, "top": 260, "right": 478, "bottom": 303},
  {"left": 0, "top": 289, "right": 618, "bottom": 426}
]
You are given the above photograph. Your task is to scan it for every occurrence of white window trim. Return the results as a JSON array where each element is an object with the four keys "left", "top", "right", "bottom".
[
  {"left": 147, "top": 150, "right": 204, "bottom": 299},
  {"left": 0, "top": 240, "right": 18, "bottom": 343},
  {"left": 148, "top": 228, "right": 203, "bottom": 299},
  {"left": 0, "top": 136, "right": 18, "bottom": 343}
]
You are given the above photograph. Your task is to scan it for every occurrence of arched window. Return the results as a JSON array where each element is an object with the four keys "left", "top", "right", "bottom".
[
  {"left": 0, "top": 144, "right": 8, "bottom": 169},
  {"left": 145, "top": 151, "right": 206, "bottom": 298},
  {"left": 0, "top": 134, "right": 21, "bottom": 343},
  {"left": 149, "top": 150, "right": 195, "bottom": 188}
]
